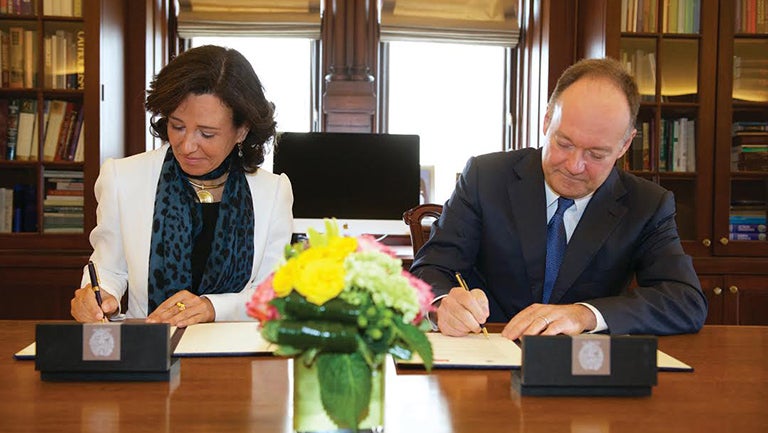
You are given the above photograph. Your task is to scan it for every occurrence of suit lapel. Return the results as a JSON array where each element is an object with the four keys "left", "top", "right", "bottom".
[
  {"left": 549, "top": 169, "right": 627, "bottom": 304},
  {"left": 122, "top": 146, "right": 168, "bottom": 296},
  {"left": 506, "top": 149, "right": 548, "bottom": 302}
]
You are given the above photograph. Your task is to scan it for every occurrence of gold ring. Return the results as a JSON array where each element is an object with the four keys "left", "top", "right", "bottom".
[
  {"left": 539, "top": 316, "right": 550, "bottom": 326},
  {"left": 176, "top": 301, "right": 186, "bottom": 312}
]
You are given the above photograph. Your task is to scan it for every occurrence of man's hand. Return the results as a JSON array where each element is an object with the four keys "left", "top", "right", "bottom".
[
  {"left": 501, "top": 303, "right": 597, "bottom": 341},
  {"left": 436, "top": 286, "right": 490, "bottom": 336}
]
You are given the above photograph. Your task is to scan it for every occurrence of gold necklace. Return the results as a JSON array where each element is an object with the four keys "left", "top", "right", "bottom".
[{"left": 187, "top": 178, "right": 228, "bottom": 203}]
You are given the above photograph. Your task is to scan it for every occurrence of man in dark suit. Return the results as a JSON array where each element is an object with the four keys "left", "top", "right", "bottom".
[{"left": 410, "top": 57, "right": 707, "bottom": 339}]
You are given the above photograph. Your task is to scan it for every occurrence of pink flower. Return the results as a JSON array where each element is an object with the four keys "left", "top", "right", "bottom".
[
  {"left": 246, "top": 273, "right": 279, "bottom": 323},
  {"left": 401, "top": 270, "right": 435, "bottom": 323},
  {"left": 355, "top": 234, "right": 397, "bottom": 257}
]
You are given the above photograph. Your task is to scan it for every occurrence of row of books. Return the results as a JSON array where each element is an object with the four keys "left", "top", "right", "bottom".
[
  {"left": 0, "top": 27, "right": 36, "bottom": 89},
  {"left": 619, "top": 49, "right": 656, "bottom": 99},
  {"left": 621, "top": 0, "right": 701, "bottom": 33},
  {"left": 42, "top": 0, "right": 83, "bottom": 17},
  {"left": 619, "top": 120, "right": 651, "bottom": 171},
  {"left": 0, "top": 27, "right": 83, "bottom": 90},
  {"left": 0, "top": 184, "right": 36, "bottom": 233},
  {"left": 660, "top": 117, "right": 696, "bottom": 172},
  {"left": 1, "top": 0, "right": 84, "bottom": 17},
  {"left": 733, "top": 56, "right": 768, "bottom": 102},
  {"left": 43, "top": 169, "right": 83, "bottom": 233},
  {"left": 733, "top": 121, "right": 768, "bottom": 135},
  {"left": 0, "top": 98, "right": 84, "bottom": 162},
  {"left": 621, "top": 0, "right": 658, "bottom": 33},
  {"left": 617, "top": 118, "right": 696, "bottom": 172},
  {"left": 660, "top": 0, "right": 700, "bottom": 34},
  {"left": 734, "top": 0, "right": 768, "bottom": 34},
  {"left": 729, "top": 203, "right": 767, "bottom": 241},
  {"left": 731, "top": 134, "right": 768, "bottom": 172},
  {"left": 0, "top": 0, "right": 34, "bottom": 16}
]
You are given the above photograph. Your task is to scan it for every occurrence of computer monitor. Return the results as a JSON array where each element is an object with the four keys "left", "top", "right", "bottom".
[{"left": 272, "top": 131, "right": 420, "bottom": 237}]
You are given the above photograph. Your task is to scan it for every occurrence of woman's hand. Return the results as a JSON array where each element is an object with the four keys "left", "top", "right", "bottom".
[
  {"left": 71, "top": 285, "right": 119, "bottom": 323},
  {"left": 146, "top": 290, "right": 215, "bottom": 327}
]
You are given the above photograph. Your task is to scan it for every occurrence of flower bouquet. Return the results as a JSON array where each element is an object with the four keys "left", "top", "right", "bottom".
[{"left": 247, "top": 220, "right": 434, "bottom": 431}]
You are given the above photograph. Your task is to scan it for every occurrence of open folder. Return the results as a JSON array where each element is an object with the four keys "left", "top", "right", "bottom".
[
  {"left": 14, "top": 322, "right": 276, "bottom": 360},
  {"left": 396, "top": 332, "right": 693, "bottom": 372}
]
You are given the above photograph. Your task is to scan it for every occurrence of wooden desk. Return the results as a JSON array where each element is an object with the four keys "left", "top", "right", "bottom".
[{"left": 1, "top": 321, "right": 766, "bottom": 433}]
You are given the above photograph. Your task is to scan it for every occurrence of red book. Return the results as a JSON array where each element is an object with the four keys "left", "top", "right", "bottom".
[{"left": 54, "top": 102, "right": 79, "bottom": 161}]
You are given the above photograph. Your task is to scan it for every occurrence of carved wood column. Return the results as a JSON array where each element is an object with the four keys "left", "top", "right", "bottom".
[{"left": 321, "top": 0, "right": 378, "bottom": 132}]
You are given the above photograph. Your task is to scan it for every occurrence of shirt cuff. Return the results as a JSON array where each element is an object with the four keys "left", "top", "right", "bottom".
[
  {"left": 575, "top": 302, "right": 608, "bottom": 333},
  {"left": 427, "top": 294, "right": 447, "bottom": 331}
]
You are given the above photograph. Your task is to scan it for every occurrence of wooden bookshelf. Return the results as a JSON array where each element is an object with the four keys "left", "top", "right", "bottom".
[
  {"left": 578, "top": 0, "right": 768, "bottom": 325},
  {"left": 0, "top": 0, "right": 126, "bottom": 319}
]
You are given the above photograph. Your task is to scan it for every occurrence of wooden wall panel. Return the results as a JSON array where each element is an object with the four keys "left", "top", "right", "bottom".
[{"left": 0, "top": 253, "right": 89, "bottom": 319}]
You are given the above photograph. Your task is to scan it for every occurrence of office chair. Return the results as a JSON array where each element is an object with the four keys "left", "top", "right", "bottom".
[{"left": 402, "top": 203, "right": 443, "bottom": 256}]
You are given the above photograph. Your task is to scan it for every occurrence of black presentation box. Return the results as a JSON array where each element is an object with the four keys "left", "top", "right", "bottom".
[
  {"left": 35, "top": 322, "right": 179, "bottom": 382},
  {"left": 512, "top": 334, "right": 657, "bottom": 396}
]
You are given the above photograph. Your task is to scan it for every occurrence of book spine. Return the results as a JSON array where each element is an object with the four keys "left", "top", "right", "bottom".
[
  {"left": 54, "top": 102, "right": 76, "bottom": 161},
  {"left": 8, "top": 27, "right": 24, "bottom": 89},
  {"left": 729, "top": 223, "right": 767, "bottom": 233},
  {"left": 0, "top": 99, "right": 8, "bottom": 160},
  {"left": 42, "top": 99, "right": 65, "bottom": 161},
  {"left": 729, "top": 232, "right": 767, "bottom": 241},
  {"left": 23, "top": 29, "right": 34, "bottom": 88},
  {"left": 0, "top": 30, "right": 8, "bottom": 87},
  {"left": 5, "top": 98, "right": 19, "bottom": 160},
  {"left": 66, "top": 105, "right": 84, "bottom": 160},
  {"left": 76, "top": 30, "right": 84, "bottom": 89},
  {"left": 14, "top": 98, "right": 36, "bottom": 160}
]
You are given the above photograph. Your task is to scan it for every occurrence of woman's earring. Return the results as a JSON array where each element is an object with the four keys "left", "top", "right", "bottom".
[{"left": 237, "top": 142, "right": 244, "bottom": 158}]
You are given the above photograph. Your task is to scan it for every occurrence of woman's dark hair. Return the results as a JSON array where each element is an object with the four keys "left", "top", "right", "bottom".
[{"left": 145, "top": 45, "right": 276, "bottom": 172}]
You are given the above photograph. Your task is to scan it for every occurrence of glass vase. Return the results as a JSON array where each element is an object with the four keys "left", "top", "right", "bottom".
[{"left": 293, "top": 357, "right": 385, "bottom": 433}]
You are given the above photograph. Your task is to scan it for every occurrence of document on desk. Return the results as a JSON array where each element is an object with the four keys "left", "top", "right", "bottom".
[
  {"left": 395, "top": 332, "right": 693, "bottom": 371},
  {"left": 13, "top": 322, "right": 276, "bottom": 359},
  {"left": 656, "top": 350, "right": 693, "bottom": 371},
  {"left": 172, "top": 322, "right": 275, "bottom": 357},
  {"left": 398, "top": 332, "right": 523, "bottom": 369}
]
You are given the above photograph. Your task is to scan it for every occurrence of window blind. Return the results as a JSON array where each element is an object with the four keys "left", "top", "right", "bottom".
[
  {"left": 176, "top": 0, "right": 321, "bottom": 39},
  {"left": 380, "top": 0, "right": 519, "bottom": 47}
]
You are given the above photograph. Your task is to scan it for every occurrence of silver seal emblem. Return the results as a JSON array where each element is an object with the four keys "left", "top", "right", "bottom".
[
  {"left": 88, "top": 328, "right": 115, "bottom": 357},
  {"left": 577, "top": 340, "right": 604, "bottom": 371}
]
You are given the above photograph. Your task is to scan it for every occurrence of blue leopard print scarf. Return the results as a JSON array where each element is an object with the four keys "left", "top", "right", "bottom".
[{"left": 147, "top": 148, "right": 254, "bottom": 313}]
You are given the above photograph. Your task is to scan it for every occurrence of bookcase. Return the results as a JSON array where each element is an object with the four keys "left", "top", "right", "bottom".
[
  {"left": 578, "top": 0, "right": 768, "bottom": 325},
  {"left": 0, "top": 0, "right": 125, "bottom": 318}
]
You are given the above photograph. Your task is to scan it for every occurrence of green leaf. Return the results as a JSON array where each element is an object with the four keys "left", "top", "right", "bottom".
[
  {"left": 316, "top": 352, "right": 371, "bottom": 429},
  {"left": 394, "top": 321, "right": 433, "bottom": 371},
  {"left": 273, "top": 345, "right": 302, "bottom": 357},
  {"left": 356, "top": 334, "right": 375, "bottom": 368},
  {"left": 269, "top": 296, "right": 288, "bottom": 317}
]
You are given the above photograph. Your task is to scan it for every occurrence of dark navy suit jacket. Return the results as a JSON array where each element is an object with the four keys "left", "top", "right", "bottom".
[{"left": 410, "top": 148, "right": 707, "bottom": 335}]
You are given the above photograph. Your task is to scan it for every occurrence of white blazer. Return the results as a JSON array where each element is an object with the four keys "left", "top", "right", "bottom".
[{"left": 81, "top": 144, "right": 294, "bottom": 321}]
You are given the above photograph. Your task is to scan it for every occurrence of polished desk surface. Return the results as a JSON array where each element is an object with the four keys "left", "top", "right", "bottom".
[{"left": 1, "top": 321, "right": 766, "bottom": 433}]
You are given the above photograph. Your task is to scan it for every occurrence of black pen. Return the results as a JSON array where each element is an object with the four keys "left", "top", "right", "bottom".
[
  {"left": 87, "top": 261, "right": 107, "bottom": 322},
  {"left": 455, "top": 272, "right": 489, "bottom": 338}
]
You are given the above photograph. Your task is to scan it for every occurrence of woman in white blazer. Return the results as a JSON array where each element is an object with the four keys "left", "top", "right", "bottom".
[{"left": 70, "top": 45, "right": 293, "bottom": 327}]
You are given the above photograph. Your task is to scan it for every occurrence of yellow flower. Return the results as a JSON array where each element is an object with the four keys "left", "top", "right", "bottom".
[
  {"left": 270, "top": 227, "right": 357, "bottom": 304},
  {"left": 272, "top": 258, "right": 298, "bottom": 297},
  {"left": 327, "top": 236, "right": 357, "bottom": 259},
  {"left": 295, "top": 257, "right": 346, "bottom": 305}
]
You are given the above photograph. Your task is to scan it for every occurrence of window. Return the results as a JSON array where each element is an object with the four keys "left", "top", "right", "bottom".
[
  {"left": 192, "top": 37, "right": 314, "bottom": 170},
  {"left": 384, "top": 41, "right": 508, "bottom": 204}
]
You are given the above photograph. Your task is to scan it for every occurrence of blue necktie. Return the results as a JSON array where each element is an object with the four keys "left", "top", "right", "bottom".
[{"left": 542, "top": 197, "right": 575, "bottom": 303}]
